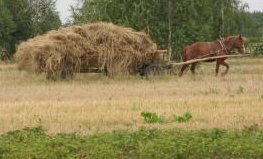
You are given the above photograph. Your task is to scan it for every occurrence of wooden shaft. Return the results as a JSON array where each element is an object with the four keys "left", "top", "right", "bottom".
[{"left": 169, "top": 54, "right": 250, "bottom": 66}]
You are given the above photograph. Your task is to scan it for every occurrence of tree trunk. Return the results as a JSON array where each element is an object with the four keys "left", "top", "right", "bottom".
[{"left": 168, "top": 0, "right": 172, "bottom": 61}]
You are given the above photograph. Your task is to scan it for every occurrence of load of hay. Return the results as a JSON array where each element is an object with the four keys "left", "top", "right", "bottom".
[{"left": 15, "top": 22, "right": 159, "bottom": 79}]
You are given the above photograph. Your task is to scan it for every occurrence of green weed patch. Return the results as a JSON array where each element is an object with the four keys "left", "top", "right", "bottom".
[{"left": 0, "top": 126, "right": 263, "bottom": 159}]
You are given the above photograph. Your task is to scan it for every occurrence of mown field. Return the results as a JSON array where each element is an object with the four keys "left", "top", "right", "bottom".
[
  {"left": 0, "top": 57, "right": 263, "bottom": 158},
  {"left": 1, "top": 57, "right": 263, "bottom": 134}
]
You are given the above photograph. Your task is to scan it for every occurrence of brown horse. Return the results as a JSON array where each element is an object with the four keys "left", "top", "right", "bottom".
[{"left": 179, "top": 35, "right": 246, "bottom": 76}]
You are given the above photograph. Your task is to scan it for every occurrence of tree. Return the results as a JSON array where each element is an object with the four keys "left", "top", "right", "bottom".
[
  {"left": 241, "top": 12, "right": 263, "bottom": 37},
  {"left": 28, "top": 0, "right": 61, "bottom": 34},
  {"left": 2, "top": 0, "right": 61, "bottom": 55},
  {"left": 0, "top": 0, "right": 16, "bottom": 51}
]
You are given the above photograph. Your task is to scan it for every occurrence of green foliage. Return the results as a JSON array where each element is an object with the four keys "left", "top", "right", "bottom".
[
  {"left": 1, "top": 126, "right": 263, "bottom": 158},
  {"left": 242, "top": 12, "right": 263, "bottom": 37},
  {"left": 253, "top": 44, "right": 263, "bottom": 56},
  {"left": 174, "top": 112, "right": 192, "bottom": 123},
  {"left": 0, "top": 0, "right": 61, "bottom": 56},
  {"left": 141, "top": 112, "right": 164, "bottom": 123},
  {"left": 0, "top": 0, "right": 16, "bottom": 51},
  {"left": 245, "top": 37, "right": 263, "bottom": 56}
]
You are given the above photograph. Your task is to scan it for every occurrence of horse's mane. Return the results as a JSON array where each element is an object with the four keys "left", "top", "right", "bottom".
[{"left": 224, "top": 35, "right": 244, "bottom": 42}]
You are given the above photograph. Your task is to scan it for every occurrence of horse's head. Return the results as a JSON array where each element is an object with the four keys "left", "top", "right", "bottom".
[{"left": 225, "top": 35, "right": 246, "bottom": 54}]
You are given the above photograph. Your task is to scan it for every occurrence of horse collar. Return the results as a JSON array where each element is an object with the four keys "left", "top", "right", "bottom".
[{"left": 218, "top": 39, "right": 228, "bottom": 53}]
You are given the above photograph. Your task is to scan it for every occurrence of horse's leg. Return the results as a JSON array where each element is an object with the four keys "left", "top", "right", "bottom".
[
  {"left": 221, "top": 61, "right": 229, "bottom": 76},
  {"left": 190, "top": 63, "right": 197, "bottom": 74},
  {"left": 179, "top": 64, "right": 190, "bottom": 77},
  {"left": 215, "top": 60, "right": 220, "bottom": 76}
]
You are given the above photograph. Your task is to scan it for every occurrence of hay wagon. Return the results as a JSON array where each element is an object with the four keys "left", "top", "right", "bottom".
[{"left": 14, "top": 22, "right": 249, "bottom": 80}]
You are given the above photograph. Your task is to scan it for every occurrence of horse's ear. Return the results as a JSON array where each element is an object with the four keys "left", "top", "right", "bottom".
[{"left": 238, "top": 35, "right": 242, "bottom": 40}]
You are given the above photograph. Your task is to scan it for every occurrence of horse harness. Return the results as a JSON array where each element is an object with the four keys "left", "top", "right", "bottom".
[
  {"left": 204, "top": 38, "right": 229, "bottom": 58},
  {"left": 191, "top": 38, "right": 230, "bottom": 60},
  {"left": 217, "top": 38, "right": 229, "bottom": 54}
]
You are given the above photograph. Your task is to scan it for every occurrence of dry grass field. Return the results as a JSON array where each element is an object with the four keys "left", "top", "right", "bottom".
[{"left": 0, "top": 58, "right": 263, "bottom": 135}]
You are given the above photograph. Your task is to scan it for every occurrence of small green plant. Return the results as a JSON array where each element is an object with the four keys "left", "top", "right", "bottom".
[
  {"left": 174, "top": 112, "right": 192, "bottom": 123},
  {"left": 141, "top": 112, "right": 163, "bottom": 123},
  {"left": 237, "top": 86, "right": 244, "bottom": 94},
  {"left": 243, "top": 124, "right": 259, "bottom": 132}
]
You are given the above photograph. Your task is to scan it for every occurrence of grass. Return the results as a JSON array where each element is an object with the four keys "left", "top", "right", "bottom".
[
  {"left": 0, "top": 58, "right": 263, "bottom": 134},
  {"left": 174, "top": 112, "right": 192, "bottom": 123},
  {"left": 0, "top": 126, "right": 263, "bottom": 159},
  {"left": 141, "top": 112, "right": 164, "bottom": 123}
]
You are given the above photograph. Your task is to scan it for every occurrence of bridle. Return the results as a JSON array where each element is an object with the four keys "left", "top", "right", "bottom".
[{"left": 218, "top": 37, "right": 246, "bottom": 54}]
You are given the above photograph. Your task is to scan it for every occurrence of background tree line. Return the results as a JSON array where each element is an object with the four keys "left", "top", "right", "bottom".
[
  {"left": 72, "top": 0, "right": 263, "bottom": 59},
  {"left": 0, "top": 0, "right": 61, "bottom": 58},
  {"left": 1, "top": 0, "right": 263, "bottom": 59}
]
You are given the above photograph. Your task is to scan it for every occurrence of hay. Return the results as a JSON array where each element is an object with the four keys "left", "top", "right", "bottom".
[{"left": 15, "top": 22, "right": 159, "bottom": 79}]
